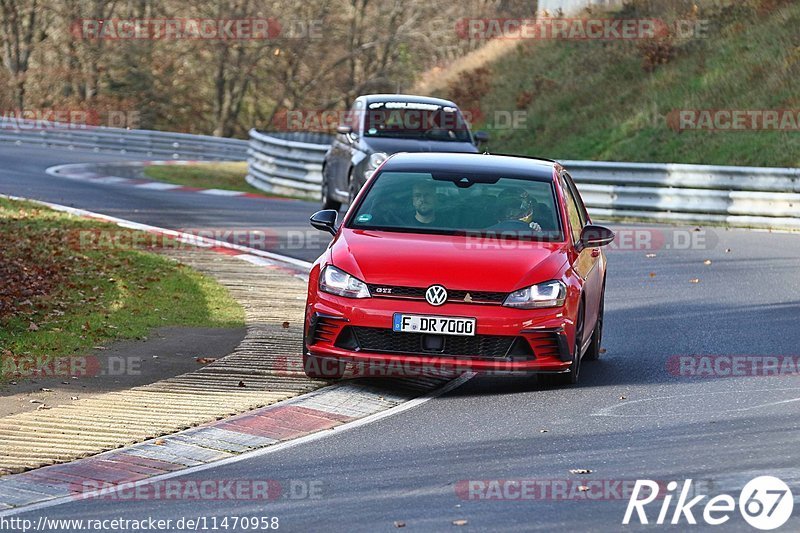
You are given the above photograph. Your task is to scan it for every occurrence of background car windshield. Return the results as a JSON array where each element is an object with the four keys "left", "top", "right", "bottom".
[
  {"left": 362, "top": 103, "right": 472, "bottom": 142},
  {"left": 349, "top": 171, "right": 563, "bottom": 240}
]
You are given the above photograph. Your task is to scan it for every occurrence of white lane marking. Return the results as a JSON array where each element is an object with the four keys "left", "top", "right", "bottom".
[
  {"left": 91, "top": 176, "right": 131, "bottom": 184},
  {"left": 234, "top": 254, "right": 275, "bottom": 267},
  {"left": 0, "top": 194, "right": 313, "bottom": 271},
  {"left": 593, "top": 388, "right": 800, "bottom": 418},
  {"left": 0, "top": 372, "right": 475, "bottom": 518},
  {"left": 134, "top": 182, "right": 183, "bottom": 190},
  {"left": 199, "top": 189, "right": 246, "bottom": 196}
]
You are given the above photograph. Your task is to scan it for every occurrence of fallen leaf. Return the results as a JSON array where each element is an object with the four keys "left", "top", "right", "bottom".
[
  {"left": 599, "top": 348, "right": 607, "bottom": 354},
  {"left": 29, "top": 399, "right": 42, "bottom": 404},
  {"left": 649, "top": 272, "right": 656, "bottom": 278},
  {"left": 569, "top": 469, "right": 593, "bottom": 475},
  {"left": 71, "top": 396, "right": 79, "bottom": 400},
  {"left": 578, "top": 485, "right": 589, "bottom": 492},
  {"left": 725, "top": 248, "right": 732, "bottom": 253},
  {"left": 393, "top": 521, "right": 406, "bottom": 528},
  {"left": 40, "top": 388, "right": 52, "bottom": 392},
  {"left": 28, "top": 322, "right": 39, "bottom": 331},
  {"left": 196, "top": 357, "right": 217, "bottom": 364},
  {"left": 81, "top": 321, "right": 90, "bottom": 331},
  {"left": 645, "top": 253, "right": 656, "bottom": 258},
  {"left": 154, "top": 439, "right": 166, "bottom": 445},
  {"left": 689, "top": 278, "right": 700, "bottom": 283},
  {"left": 452, "top": 519, "right": 468, "bottom": 526},
  {"left": 540, "top": 429, "right": 549, "bottom": 433},
  {"left": 238, "top": 380, "right": 246, "bottom": 388},
  {"left": 282, "top": 321, "right": 290, "bottom": 329},
  {"left": 619, "top": 396, "right": 627, "bottom": 400},
  {"left": 36, "top": 404, "right": 51, "bottom": 410},
  {"left": 703, "top": 259, "right": 712, "bottom": 265}
]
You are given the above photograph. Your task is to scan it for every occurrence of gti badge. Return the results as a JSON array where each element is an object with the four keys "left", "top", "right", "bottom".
[{"left": 425, "top": 285, "right": 448, "bottom": 306}]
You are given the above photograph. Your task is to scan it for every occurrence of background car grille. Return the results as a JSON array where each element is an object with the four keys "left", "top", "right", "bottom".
[
  {"left": 367, "top": 284, "right": 507, "bottom": 305},
  {"left": 341, "top": 326, "right": 521, "bottom": 358}
]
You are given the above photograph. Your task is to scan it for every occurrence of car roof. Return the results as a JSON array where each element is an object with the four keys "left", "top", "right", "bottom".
[
  {"left": 380, "top": 152, "right": 559, "bottom": 181},
  {"left": 361, "top": 94, "right": 459, "bottom": 108}
]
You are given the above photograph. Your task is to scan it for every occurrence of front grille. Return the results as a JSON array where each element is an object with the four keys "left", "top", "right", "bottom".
[
  {"left": 341, "top": 326, "right": 521, "bottom": 359},
  {"left": 367, "top": 284, "right": 506, "bottom": 305}
]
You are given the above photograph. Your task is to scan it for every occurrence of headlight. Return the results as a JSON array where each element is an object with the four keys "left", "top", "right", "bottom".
[
  {"left": 368, "top": 152, "right": 388, "bottom": 169},
  {"left": 503, "top": 280, "right": 566, "bottom": 309},
  {"left": 319, "top": 265, "right": 371, "bottom": 299}
]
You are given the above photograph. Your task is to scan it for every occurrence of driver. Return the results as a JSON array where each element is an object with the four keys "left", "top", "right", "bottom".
[{"left": 410, "top": 181, "right": 438, "bottom": 225}]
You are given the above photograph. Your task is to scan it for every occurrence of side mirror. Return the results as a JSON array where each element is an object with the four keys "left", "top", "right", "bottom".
[
  {"left": 474, "top": 131, "right": 489, "bottom": 146},
  {"left": 577, "top": 224, "right": 615, "bottom": 251},
  {"left": 336, "top": 125, "right": 353, "bottom": 135},
  {"left": 310, "top": 209, "right": 339, "bottom": 236}
]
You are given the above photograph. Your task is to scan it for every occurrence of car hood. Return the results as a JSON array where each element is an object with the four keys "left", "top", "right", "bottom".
[
  {"left": 330, "top": 230, "right": 569, "bottom": 292},
  {"left": 362, "top": 137, "right": 479, "bottom": 154}
]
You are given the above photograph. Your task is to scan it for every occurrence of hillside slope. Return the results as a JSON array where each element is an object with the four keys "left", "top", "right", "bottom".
[{"left": 430, "top": 1, "right": 799, "bottom": 167}]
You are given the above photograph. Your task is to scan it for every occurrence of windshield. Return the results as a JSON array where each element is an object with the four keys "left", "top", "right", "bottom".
[
  {"left": 362, "top": 102, "right": 472, "bottom": 142},
  {"left": 347, "top": 171, "right": 563, "bottom": 241}
]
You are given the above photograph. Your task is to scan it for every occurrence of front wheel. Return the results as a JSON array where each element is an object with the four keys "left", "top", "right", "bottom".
[
  {"left": 539, "top": 302, "right": 584, "bottom": 386},
  {"left": 583, "top": 291, "right": 605, "bottom": 361},
  {"left": 321, "top": 179, "right": 341, "bottom": 211}
]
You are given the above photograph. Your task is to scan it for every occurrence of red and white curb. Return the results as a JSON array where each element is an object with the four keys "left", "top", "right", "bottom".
[
  {"left": 0, "top": 195, "right": 473, "bottom": 515},
  {"left": 45, "top": 161, "right": 286, "bottom": 201},
  {"left": 0, "top": 375, "right": 471, "bottom": 514}
]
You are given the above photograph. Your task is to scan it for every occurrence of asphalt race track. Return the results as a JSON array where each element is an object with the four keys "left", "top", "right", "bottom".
[{"left": 2, "top": 144, "right": 799, "bottom": 531}]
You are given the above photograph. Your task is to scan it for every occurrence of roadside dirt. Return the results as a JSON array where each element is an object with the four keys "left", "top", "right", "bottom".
[{"left": 0, "top": 326, "right": 246, "bottom": 417}]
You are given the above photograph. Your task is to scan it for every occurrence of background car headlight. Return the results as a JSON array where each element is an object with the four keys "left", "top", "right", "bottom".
[
  {"left": 368, "top": 152, "right": 388, "bottom": 169},
  {"left": 319, "top": 265, "right": 371, "bottom": 299},
  {"left": 503, "top": 280, "right": 566, "bottom": 309}
]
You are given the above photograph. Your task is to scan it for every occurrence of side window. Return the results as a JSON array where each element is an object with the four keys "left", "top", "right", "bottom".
[
  {"left": 560, "top": 176, "right": 584, "bottom": 244},
  {"left": 563, "top": 172, "right": 589, "bottom": 226},
  {"left": 349, "top": 100, "right": 364, "bottom": 132}
]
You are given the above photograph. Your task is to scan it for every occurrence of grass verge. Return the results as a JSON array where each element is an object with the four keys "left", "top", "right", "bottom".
[
  {"left": 143, "top": 162, "right": 305, "bottom": 200},
  {"left": 436, "top": 0, "right": 800, "bottom": 167},
  {"left": 0, "top": 197, "right": 244, "bottom": 376}
]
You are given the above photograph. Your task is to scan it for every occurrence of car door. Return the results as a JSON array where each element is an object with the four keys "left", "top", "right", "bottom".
[
  {"left": 560, "top": 172, "right": 602, "bottom": 346},
  {"left": 333, "top": 99, "right": 365, "bottom": 197}
]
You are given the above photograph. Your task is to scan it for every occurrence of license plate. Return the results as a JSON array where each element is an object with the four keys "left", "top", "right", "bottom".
[{"left": 392, "top": 313, "right": 476, "bottom": 336}]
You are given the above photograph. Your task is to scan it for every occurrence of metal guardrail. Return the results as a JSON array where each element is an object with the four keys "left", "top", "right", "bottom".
[
  {"left": 245, "top": 130, "right": 800, "bottom": 230},
  {"left": 245, "top": 129, "right": 332, "bottom": 199},
  {"left": 0, "top": 121, "right": 248, "bottom": 160}
]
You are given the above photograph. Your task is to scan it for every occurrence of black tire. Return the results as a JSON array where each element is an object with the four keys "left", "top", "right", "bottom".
[
  {"left": 539, "top": 302, "right": 584, "bottom": 386},
  {"left": 321, "top": 177, "right": 341, "bottom": 211},
  {"left": 583, "top": 290, "right": 605, "bottom": 361},
  {"left": 302, "top": 335, "right": 345, "bottom": 379}
]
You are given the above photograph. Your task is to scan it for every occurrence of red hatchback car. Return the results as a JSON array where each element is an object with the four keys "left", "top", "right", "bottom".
[{"left": 303, "top": 152, "right": 614, "bottom": 385}]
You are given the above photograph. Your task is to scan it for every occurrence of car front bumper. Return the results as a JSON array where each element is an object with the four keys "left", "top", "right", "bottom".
[{"left": 305, "top": 291, "right": 576, "bottom": 376}]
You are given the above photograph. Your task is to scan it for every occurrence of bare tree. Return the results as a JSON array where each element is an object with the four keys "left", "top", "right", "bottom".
[{"left": 0, "top": 0, "right": 48, "bottom": 108}]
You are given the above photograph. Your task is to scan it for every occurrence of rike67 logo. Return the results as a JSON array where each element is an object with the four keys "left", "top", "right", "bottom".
[{"left": 624, "top": 476, "right": 794, "bottom": 530}]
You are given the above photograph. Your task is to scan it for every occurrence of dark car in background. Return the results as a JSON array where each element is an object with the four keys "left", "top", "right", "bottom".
[{"left": 321, "top": 94, "right": 488, "bottom": 210}]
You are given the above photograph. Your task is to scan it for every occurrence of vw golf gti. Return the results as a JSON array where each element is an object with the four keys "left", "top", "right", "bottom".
[{"left": 304, "top": 152, "right": 614, "bottom": 385}]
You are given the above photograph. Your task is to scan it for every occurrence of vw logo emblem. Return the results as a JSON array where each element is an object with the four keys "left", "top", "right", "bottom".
[{"left": 425, "top": 285, "right": 448, "bottom": 306}]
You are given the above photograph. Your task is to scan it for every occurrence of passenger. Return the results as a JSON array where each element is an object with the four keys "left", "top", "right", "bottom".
[{"left": 490, "top": 189, "right": 542, "bottom": 232}]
